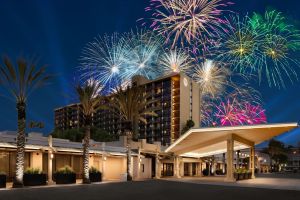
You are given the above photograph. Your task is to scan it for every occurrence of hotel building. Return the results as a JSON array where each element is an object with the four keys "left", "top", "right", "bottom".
[{"left": 54, "top": 72, "right": 201, "bottom": 145}]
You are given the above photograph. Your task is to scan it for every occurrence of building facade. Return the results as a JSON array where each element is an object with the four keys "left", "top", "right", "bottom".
[{"left": 54, "top": 72, "right": 201, "bottom": 145}]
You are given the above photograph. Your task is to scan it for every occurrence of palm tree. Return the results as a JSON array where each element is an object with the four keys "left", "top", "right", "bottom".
[
  {"left": 0, "top": 56, "right": 51, "bottom": 187},
  {"left": 108, "top": 86, "right": 157, "bottom": 181},
  {"left": 75, "top": 81, "right": 104, "bottom": 184}
]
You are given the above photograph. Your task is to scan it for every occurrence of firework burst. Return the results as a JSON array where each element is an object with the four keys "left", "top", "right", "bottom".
[
  {"left": 144, "top": 0, "right": 232, "bottom": 48},
  {"left": 79, "top": 33, "right": 130, "bottom": 91},
  {"left": 215, "top": 11, "right": 300, "bottom": 88},
  {"left": 210, "top": 98, "right": 267, "bottom": 127},
  {"left": 159, "top": 48, "right": 193, "bottom": 74},
  {"left": 80, "top": 30, "right": 165, "bottom": 92},
  {"left": 212, "top": 15, "right": 262, "bottom": 74},
  {"left": 250, "top": 10, "right": 300, "bottom": 88},
  {"left": 192, "top": 60, "right": 230, "bottom": 97},
  {"left": 124, "top": 29, "right": 164, "bottom": 79}
]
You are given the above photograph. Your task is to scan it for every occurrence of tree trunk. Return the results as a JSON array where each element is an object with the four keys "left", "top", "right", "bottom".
[
  {"left": 13, "top": 102, "right": 26, "bottom": 188},
  {"left": 82, "top": 124, "right": 91, "bottom": 184},
  {"left": 126, "top": 132, "right": 132, "bottom": 181}
]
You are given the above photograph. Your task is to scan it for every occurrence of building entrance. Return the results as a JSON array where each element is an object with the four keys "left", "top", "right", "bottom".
[{"left": 162, "top": 163, "right": 174, "bottom": 176}]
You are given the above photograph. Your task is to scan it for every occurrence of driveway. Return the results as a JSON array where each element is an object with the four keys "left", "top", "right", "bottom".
[
  {"left": 164, "top": 173, "right": 300, "bottom": 191},
  {"left": 0, "top": 180, "right": 299, "bottom": 200}
]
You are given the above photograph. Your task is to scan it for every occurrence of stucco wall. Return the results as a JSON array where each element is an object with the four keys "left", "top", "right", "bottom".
[
  {"left": 104, "top": 156, "right": 126, "bottom": 180},
  {"left": 30, "top": 152, "right": 43, "bottom": 170}
]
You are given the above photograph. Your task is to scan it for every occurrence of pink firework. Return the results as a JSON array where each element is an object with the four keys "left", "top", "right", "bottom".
[
  {"left": 240, "top": 103, "right": 267, "bottom": 125},
  {"left": 143, "top": 0, "right": 233, "bottom": 48},
  {"left": 215, "top": 99, "right": 244, "bottom": 126},
  {"left": 213, "top": 99, "right": 267, "bottom": 127}
]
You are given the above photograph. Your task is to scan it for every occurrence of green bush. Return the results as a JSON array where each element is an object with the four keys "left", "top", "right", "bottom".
[
  {"left": 89, "top": 166, "right": 100, "bottom": 174},
  {"left": 56, "top": 165, "right": 74, "bottom": 174},
  {"left": 235, "top": 168, "right": 249, "bottom": 174},
  {"left": 24, "top": 167, "right": 41, "bottom": 174}
]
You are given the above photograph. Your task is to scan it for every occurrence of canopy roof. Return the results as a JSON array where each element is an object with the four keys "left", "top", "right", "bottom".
[{"left": 165, "top": 123, "right": 298, "bottom": 157}]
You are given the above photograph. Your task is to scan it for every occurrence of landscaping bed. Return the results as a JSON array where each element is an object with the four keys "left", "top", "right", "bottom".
[
  {"left": 23, "top": 168, "right": 47, "bottom": 186},
  {"left": 89, "top": 167, "right": 102, "bottom": 183},
  {"left": 234, "top": 169, "right": 252, "bottom": 180},
  {"left": 54, "top": 166, "right": 76, "bottom": 184}
]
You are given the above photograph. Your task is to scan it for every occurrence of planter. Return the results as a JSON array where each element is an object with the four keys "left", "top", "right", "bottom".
[
  {"left": 89, "top": 172, "right": 102, "bottom": 183},
  {"left": 247, "top": 172, "right": 252, "bottom": 179},
  {"left": 239, "top": 173, "right": 245, "bottom": 180},
  {"left": 0, "top": 175, "right": 6, "bottom": 188},
  {"left": 23, "top": 174, "right": 47, "bottom": 186},
  {"left": 234, "top": 173, "right": 238, "bottom": 180},
  {"left": 54, "top": 173, "right": 76, "bottom": 184}
]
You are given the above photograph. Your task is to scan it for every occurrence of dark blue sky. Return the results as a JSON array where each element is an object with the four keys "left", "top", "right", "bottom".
[{"left": 0, "top": 0, "right": 299, "bottom": 145}]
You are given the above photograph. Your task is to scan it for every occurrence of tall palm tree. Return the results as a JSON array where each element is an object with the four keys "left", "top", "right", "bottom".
[
  {"left": 75, "top": 81, "right": 104, "bottom": 184},
  {"left": 0, "top": 56, "right": 51, "bottom": 187},
  {"left": 108, "top": 86, "right": 157, "bottom": 181}
]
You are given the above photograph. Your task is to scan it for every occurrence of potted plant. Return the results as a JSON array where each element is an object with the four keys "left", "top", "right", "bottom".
[
  {"left": 234, "top": 168, "right": 244, "bottom": 180},
  {"left": 54, "top": 165, "right": 76, "bottom": 184},
  {"left": 215, "top": 169, "right": 224, "bottom": 175},
  {"left": 23, "top": 168, "right": 47, "bottom": 186},
  {"left": 202, "top": 168, "right": 209, "bottom": 176},
  {"left": 0, "top": 172, "right": 6, "bottom": 188},
  {"left": 89, "top": 167, "right": 102, "bottom": 183},
  {"left": 246, "top": 170, "right": 252, "bottom": 179}
]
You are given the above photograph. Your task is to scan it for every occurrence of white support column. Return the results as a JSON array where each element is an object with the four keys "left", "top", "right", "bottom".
[
  {"left": 199, "top": 160, "right": 203, "bottom": 177},
  {"left": 173, "top": 156, "right": 181, "bottom": 178},
  {"left": 189, "top": 163, "right": 193, "bottom": 176},
  {"left": 225, "top": 135, "right": 235, "bottom": 182},
  {"left": 155, "top": 153, "right": 161, "bottom": 179},
  {"left": 250, "top": 146, "right": 256, "bottom": 179},
  {"left": 48, "top": 135, "right": 53, "bottom": 184},
  {"left": 137, "top": 147, "right": 141, "bottom": 180}
]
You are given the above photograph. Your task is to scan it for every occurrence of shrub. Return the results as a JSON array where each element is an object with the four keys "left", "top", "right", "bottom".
[
  {"left": 56, "top": 165, "right": 74, "bottom": 174},
  {"left": 89, "top": 167, "right": 100, "bottom": 174},
  {"left": 202, "top": 168, "right": 209, "bottom": 176},
  {"left": 24, "top": 167, "right": 41, "bottom": 174},
  {"left": 215, "top": 169, "right": 224, "bottom": 175}
]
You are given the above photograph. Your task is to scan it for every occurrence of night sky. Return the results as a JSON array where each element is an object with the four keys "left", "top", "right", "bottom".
[{"left": 0, "top": 0, "right": 299, "bottom": 145}]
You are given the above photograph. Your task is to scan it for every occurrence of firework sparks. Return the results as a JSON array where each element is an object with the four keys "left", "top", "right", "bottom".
[
  {"left": 250, "top": 10, "right": 300, "bottom": 88},
  {"left": 241, "top": 103, "right": 267, "bottom": 125},
  {"left": 215, "top": 11, "right": 300, "bottom": 88},
  {"left": 213, "top": 99, "right": 267, "bottom": 126},
  {"left": 212, "top": 15, "right": 262, "bottom": 74},
  {"left": 124, "top": 29, "right": 164, "bottom": 80},
  {"left": 215, "top": 98, "right": 243, "bottom": 126},
  {"left": 145, "top": 0, "right": 232, "bottom": 48},
  {"left": 80, "top": 30, "right": 165, "bottom": 92},
  {"left": 79, "top": 33, "right": 130, "bottom": 90},
  {"left": 159, "top": 48, "right": 193, "bottom": 74},
  {"left": 193, "top": 59, "right": 230, "bottom": 97}
]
